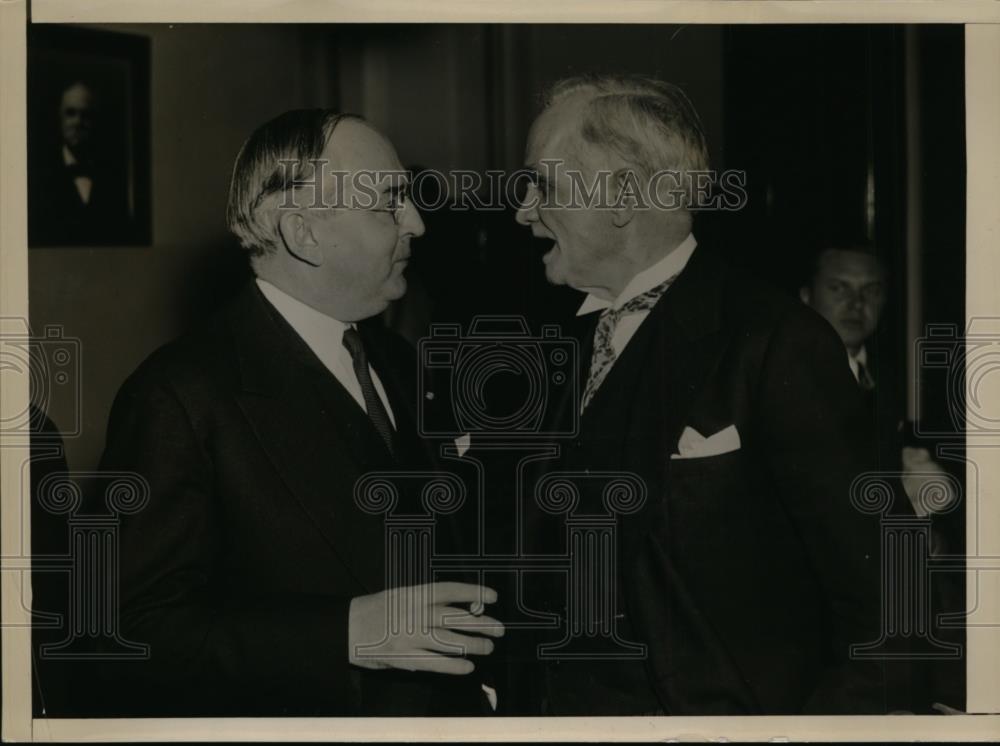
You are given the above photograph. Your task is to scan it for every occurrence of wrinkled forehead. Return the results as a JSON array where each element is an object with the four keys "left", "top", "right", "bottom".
[
  {"left": 525, "top": 96, "right": 594, "bottom": 167},
  {"left": 324, "top": 120, "right": 405, "bottom": 180},
  {"left": 818, "top": 250, "right": 885, "bottom": 282}
]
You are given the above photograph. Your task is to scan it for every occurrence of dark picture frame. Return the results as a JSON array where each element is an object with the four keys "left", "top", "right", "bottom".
[{"left": 27, "top": 25, "right": 151, "bottom": 247}]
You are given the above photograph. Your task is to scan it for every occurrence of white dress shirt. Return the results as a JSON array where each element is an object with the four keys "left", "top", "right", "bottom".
[
  {"left": 576, "top": 232, "right": 698, "bottom": 358},
  {"left": 256, "top": 279, "right": 396, "bottom": 427}
]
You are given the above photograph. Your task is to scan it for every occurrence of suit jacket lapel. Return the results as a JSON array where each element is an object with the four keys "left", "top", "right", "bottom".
[
  {"left": 550, "top": 310, "right": 599, "bottom": 443},
  {"left": 357, "top": 321, "right": 480, "bottom": 566},
  {"left": 651, "top": 245, "right": 728, "bottom": 450},
  {"left": 229, "top": 284, "right": 388, "bottom": 593},
  {"left": 619, "top": 246, "right": 730, "bottom": 548}
]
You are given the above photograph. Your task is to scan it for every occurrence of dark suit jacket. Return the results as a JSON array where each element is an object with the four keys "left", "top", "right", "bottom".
[
  {"left": 93, "top": 282, "right": 487, "bottom": 716},
  {"left": 533, "top": 244, "right": 888, "bottom": 714},
  {"left": 28, "top": 149, "right": 132, "bottom": 246}
]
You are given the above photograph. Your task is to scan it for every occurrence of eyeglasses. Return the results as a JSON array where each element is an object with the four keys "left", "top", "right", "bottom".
[
  {"left": 257, "top": 181, "right": 413, "bottom": 225},
  {"left": 338, "top": 187, "right": 411, "bottom": 226},
  {"left": 365, "top": 190, "right": 411, "bottom": 225}
]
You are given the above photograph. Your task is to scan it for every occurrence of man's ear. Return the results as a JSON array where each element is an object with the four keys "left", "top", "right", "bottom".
[
  {"left": 610, "top": 167, "right": 643, "bottom": 229},
  {"left": 277, "top": 210, "right": 323, "bottom": 267},
  {"left": 799, "top": 286, "right": 811, "bottom": 305}
]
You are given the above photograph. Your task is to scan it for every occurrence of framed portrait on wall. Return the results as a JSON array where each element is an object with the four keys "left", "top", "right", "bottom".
[{"left": 27, "top": 25, "right": 151, "bottom": 247}]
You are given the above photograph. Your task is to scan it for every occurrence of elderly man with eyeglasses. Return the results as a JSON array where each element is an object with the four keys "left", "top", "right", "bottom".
[{"left": 94, "top": 110, "right": 503, "bottom": 717}]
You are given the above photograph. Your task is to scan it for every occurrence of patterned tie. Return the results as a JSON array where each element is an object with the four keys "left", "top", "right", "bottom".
[
  {"left": 342, "top": 327, "right": 395, "bottom": 455},
  {"left": 580, "top": 273, "right": 680, "bottom": 412}
]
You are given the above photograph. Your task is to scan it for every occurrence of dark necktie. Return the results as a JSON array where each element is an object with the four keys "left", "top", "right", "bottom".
[
  {"left": 65, "top": 162, "right": 91, "bottom": 178},
  {"left": 856, "top": 359, "right": 875, "bottom": 391},
  {"left": 342, "top": 327, "right": 395, "bottom": 455},
  {"left": 581, "top": 272, "right": 680, "bottom": 411}
]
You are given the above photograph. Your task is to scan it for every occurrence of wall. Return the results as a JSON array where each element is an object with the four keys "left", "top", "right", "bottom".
[
  {"left": 504, "top": 25, "right": 725, "bottom": 171},
  {"left": 29, "top": 24, "right": 336, "bottom": 472},
  {"left": 334, "top": 25, "right": 494, "bottom": 174},
  {"left": 333, "top": 24, "right": 725, "bottom": 172}
]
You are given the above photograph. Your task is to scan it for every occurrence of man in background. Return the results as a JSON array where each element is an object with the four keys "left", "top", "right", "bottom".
[
  {"left": 799, "top": 246, "right": 959, "bottom": 526},
  {"left": 800, "top": 244, "right": 965, "bottom": 714},
  {"left": 95, "top": 109, "right": 502, "bottom": 716}
]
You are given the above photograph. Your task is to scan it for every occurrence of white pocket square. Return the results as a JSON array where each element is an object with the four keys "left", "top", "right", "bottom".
[{"left": 671, "top": 424, "right": 741, "bottom": 460}]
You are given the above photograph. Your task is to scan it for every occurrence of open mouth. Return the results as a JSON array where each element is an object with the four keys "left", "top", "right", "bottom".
[{"left": 537, "top": 237, "right": 557, "bottom": 258}]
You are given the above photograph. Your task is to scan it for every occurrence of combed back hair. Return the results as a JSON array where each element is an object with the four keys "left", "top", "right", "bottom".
[
  {"left": 542, "top": 74, "right": 710, "bottom": 180},
  {"left": 226, "top": 109, "right": 363, "bottom": 257}
]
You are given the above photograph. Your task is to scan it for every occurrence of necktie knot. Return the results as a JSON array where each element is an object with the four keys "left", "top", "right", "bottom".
[
  {"left": 600, "top": 273, "right": 679, "bottom": 325},
  {"left": 856, "top": 359, "right": 875, "bottom": 391},
  {"left": 619, "top": 274, "right": 678, "bottom": 315},
  {"left": 581, "top": 271, "right": 681, "bottom": 412},
  {"left": 342, "top": 326, "right": 365, "bottom": 360}
]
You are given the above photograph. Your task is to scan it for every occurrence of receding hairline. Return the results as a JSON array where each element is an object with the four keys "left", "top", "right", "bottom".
[
  {"left": 324, "top": 119, "right": 401, "bottom": 169},
  {"left": 531, "top": 75, "right": 710, "bottom": 178},
  {"left": 525, "top": 94, "right": 607, "bottom": 169}
]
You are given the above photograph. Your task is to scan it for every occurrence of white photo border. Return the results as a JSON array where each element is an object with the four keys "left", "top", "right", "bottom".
[{"left": 3, "top": 1, "right": 999, "bottom": 741}]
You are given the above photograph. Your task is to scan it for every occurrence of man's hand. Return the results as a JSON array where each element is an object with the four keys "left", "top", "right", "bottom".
[
  {"left": 348, "top": 582, "right": 504, "bottom": 675},
  {"left": 901, "top": 446, "right": 957, "bottom": 517}
]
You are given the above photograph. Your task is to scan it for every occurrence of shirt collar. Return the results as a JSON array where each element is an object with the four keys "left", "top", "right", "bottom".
[
  {"left": 62, "top": 144, "right": 78, "bottom": 167},
  {"left": 576, "top": 233, "right": 698, "bottom": 316},
  {"left": 255, "top": 278, "right": 352, "bottom": 342}
]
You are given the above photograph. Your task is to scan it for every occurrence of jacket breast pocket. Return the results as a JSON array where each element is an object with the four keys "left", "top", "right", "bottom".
[
  {"left": 661, "top": 448, "right": 753, "bottom": 567},
  {"left": 667, "top": 448, "right": 746, "bottom": 488}
]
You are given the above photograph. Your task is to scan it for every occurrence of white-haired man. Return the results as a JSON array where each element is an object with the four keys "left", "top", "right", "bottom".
[
  {"left": 516, "top": 75, "right": 888, "bottom": 714},
  {"left": 97, "top": 110, "right": 503, "bottom": 716}
]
